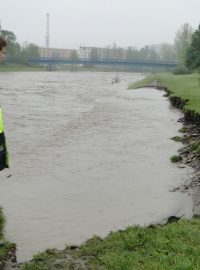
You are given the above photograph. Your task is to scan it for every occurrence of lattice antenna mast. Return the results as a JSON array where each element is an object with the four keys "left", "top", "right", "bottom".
[{"left": 46, "top": 13, "right": 50, "bottom": 48}]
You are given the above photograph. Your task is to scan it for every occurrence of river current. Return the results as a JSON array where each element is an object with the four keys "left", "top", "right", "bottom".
[{"left": 0, "top": 72, "right": 193, "bottom": 261}]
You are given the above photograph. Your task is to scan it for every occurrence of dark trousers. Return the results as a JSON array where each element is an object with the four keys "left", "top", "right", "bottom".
[{"left": 0, "top": 132, "right": 8, "bottom": 171}]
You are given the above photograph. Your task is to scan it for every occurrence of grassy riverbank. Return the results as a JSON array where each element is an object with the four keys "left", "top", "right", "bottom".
[
  {"left": 0, "top": 207, "right": 13, "bottom": 264},
  {"left": 130, "top": 73, "right": 200, "bottom": 113},
  {"left": 0, "top": 63, "right": 44, "bottom": 72},
  {"left": 0, "top": 63, "right": 153, "bottom": 73},
  {"left": 20, "top": 218, "right": 200, "bottom": 270}
]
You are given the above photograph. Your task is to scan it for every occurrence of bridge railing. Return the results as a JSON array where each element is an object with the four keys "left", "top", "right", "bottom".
[
  {"left": 27, "top": 57, "right": 179, "bottom": 68},
  {"left": 29, "top": 57, "right": 178, "bottom": 64}
]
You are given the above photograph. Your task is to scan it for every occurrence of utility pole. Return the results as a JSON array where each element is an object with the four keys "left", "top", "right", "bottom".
[
  {"left": 46, "top": 13, "right": 50, "bottom": 48},
  {"left": 46, "top": 13, "right": 52, "bottom": 70},
  {"left": 45, "top": 13, "right": 50, "bottom": 60}
]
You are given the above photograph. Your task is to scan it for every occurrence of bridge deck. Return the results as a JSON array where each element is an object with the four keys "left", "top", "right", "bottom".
[{"left": 28, "top": 58, "right": 178, "bottom": 68}]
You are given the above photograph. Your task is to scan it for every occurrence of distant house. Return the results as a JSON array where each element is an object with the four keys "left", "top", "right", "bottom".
[
  {"left": 39, "top": 46, "right": 128, "bottom": 60},
  {"left": 79, "top": 47, "right": 92, "bottom": 59},
  {"left": 39, "top": 47, "right": 78, "bottom": 59},
  {"left": 79, "top": 46, "right": 128, "bottom": 60}
]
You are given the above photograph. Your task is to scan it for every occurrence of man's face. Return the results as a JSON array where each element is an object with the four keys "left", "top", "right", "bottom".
[{"left": 0, "top": 49, "right": 5, "bottom": 63}]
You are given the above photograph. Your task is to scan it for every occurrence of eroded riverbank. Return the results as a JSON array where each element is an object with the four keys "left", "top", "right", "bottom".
[{"left": 130, "top": 74, "right": 200, "bottom": 215}]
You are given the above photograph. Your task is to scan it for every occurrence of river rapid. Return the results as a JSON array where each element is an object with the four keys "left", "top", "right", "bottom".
[{"left": 0, "top": 71, "right": 193, "bottom": 261}]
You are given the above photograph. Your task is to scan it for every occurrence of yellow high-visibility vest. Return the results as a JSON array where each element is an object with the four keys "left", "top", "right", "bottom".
[{"left": 0, "top": 108, "right": 4, "bottom": 133}]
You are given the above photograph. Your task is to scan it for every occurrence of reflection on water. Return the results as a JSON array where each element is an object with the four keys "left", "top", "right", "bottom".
[{"left": 0, "top": 72, "right": 193, "bottom": 261}]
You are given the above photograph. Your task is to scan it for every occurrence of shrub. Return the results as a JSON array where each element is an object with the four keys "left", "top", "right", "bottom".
[
  {"left": 170, "top": 155, "right": 183, "bottom": 163},
  {"left": 173, "top": 66, "right": 192, "bottom": 75}
]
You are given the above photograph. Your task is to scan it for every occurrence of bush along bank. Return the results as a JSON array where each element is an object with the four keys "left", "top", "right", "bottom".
[{"left": 0, "top": 207, "right": 16, "bottom": 270}]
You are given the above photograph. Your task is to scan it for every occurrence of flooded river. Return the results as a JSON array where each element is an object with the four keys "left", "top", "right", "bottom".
[{"left": 0, "top": 72, "right": 193, "bottom": 261}]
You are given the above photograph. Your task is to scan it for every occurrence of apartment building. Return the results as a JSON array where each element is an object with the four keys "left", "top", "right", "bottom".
[
  {"left": 79, "top": 46, "right": 128, "bottom": 60},
  {"left": 39, "top": 47, "right": 78, "bottom": 58}
]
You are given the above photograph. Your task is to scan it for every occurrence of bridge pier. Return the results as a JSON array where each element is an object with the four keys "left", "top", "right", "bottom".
[{"left": 46, "top": 63, "right": 55, "bottom": 71}]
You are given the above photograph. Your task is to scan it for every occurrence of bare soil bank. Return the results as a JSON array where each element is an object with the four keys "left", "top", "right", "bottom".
[
  {"left": 0, "top": 244, "right": 16, "bottom": 270},
  {"left": 154, "top": 85, "right": 200, "bottom": 209}
]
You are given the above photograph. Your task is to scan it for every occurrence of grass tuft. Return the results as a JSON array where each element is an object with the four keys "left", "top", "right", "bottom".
[
  {"left": 178, "top": 127, "right": 187, "bottom": 133},
  {"left": 0, "top": 207, "right": 13, "bottom": 263},
  {"left": 0, "top": 207, "right": 5, "bottom": 238},
  {"left": 189, "top": 141, "right": 200, "bottom": 152},
  {"left": 170, "top": 155, "right": 183, "bottom": 163},
  {"left": 170, "top": 136, "right": 183, "bottom": 142}
]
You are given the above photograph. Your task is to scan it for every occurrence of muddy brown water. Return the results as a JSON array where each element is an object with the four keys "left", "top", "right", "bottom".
[{"left": 0, "top": 72, "right": 193, "bottom": 261}]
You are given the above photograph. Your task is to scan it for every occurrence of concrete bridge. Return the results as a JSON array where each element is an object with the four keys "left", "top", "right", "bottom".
[{"left": 28, "top": 57, "right": 178, "bottom": 69}]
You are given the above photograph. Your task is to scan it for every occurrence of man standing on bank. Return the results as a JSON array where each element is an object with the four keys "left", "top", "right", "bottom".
[
  {"left": 0, "top": 38, "right": 6, "bottom": 62},
  {"left": 0, "top": 37, "right": 9, "bottom": 171}
]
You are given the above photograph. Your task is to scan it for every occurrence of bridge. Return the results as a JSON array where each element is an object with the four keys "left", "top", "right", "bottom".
[{"left": 28, "top": 57, "right": 178, "bottom": 69}]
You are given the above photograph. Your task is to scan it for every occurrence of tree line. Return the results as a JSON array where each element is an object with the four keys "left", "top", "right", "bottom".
[
  {"left": 185, "top": 24, "right": 200, "bottom": 71},
  {"left": 90, "top": 23, "right": 194, "bottom": 64},
  {"left": 1, "top": 22, "right": 199, "bottom": 69},
  {"left": 0, "top": 28, "right": 40, "bottom": 64}
]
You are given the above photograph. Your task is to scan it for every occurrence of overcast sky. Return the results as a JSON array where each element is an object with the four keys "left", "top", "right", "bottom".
[{"left": 1, "top": 0, "right": 200, "bottom": 49}]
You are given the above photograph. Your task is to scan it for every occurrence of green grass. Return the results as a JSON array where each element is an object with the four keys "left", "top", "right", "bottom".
[
  {"left": 21, "top": 249, "right": 65, "bottom": 270},
  {"left": 0, "top": 241, "right": 13, "bottom": 260},
  {"left": 79, "top": 219, "right": 200, "bottom": 270},
  {"left": 130, "top": 73, "right": 200, "bottom": 114},
  {"left": 0, "top": 63, "right": 145, "bottom": 73},
  {"left": 129, "top": 75, "right": 159, "bottom": 89},
  {"left": 170, "top": 155, "right": 183, "bottom": 163},
  {"left": 189, "top": 141, "right": 200, "bottom": 155},
  {"left": 189, "top": 141, "right": 200, "bottom": 151},
  {"left": 0, "top": 207, "right": 13, "bottom": 262},
  {"left": 179, "top": 127, "right": 187, "bottom": 133},
  {"left": 195, "top": 145, "right": 200, "bottom": 154},
  {"left": 0, "top": 63, "right": 44, "bottom": 72},
  {"left": 170, "top": 136, "right": 183, "bottom": 142},
  {"left": 21, "top": 218, "right": 200, "bottom": 270},
  {"left": 0, "top": 207, "right": 5, "bottom": 238}
]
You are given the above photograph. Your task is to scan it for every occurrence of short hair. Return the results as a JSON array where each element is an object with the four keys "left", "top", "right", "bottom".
[{"left": 0, "top": 37, "right": 7, "bottom": 51}]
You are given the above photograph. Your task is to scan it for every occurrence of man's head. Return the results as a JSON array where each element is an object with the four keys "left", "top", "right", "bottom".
[{"left": 0, "top": 37, "right": 7, "bottom": 63}]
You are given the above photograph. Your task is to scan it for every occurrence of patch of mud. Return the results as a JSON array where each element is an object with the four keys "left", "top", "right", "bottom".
[
  {"left": 11, "top": 247, "right": 103, "bottom": 270},
  {"left": 0, "top": 244, "right": 16, "bottom": 270}
]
